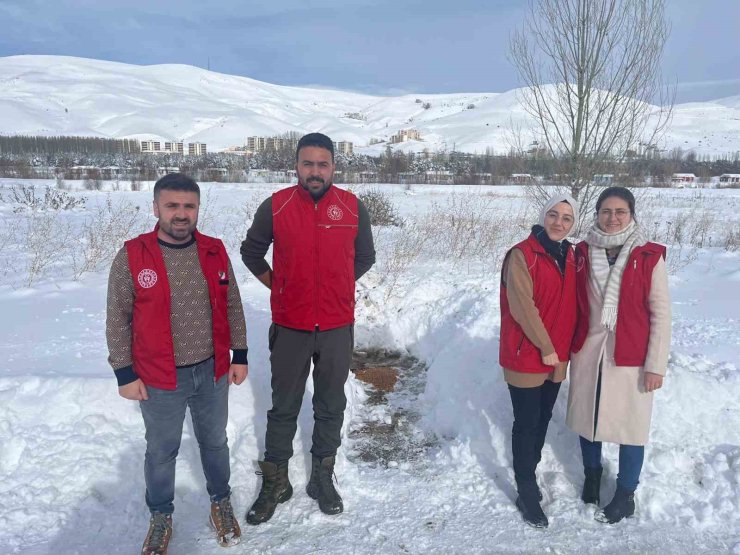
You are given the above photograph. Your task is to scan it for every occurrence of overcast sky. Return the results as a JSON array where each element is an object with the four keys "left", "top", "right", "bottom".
[{"left": 0, "top": 0, "right": 738, "bottom": 102}]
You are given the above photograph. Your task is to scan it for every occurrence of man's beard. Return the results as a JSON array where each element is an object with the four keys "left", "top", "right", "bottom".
[
  {"left": 301, "top": 178, "right": 331, "bottom": 200},
  {"left": 161, "top": 218, "right": 196, "bottom": 241}
]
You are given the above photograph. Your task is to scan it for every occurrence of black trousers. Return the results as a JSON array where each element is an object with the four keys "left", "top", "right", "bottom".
[
  {"left": 508, "top": 380, "right": 562, "bottom": 492},
  {"left": 264, "top": 323, "right": 353, "bottom": 463}
]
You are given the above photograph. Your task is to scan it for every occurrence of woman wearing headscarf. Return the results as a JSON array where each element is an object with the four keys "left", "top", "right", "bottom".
[
  {"left": 567, "top": 186, "right": 671, "bottom": 524},
  {"left": 499, "top": 193, "right": 578, "bottom": 528}
]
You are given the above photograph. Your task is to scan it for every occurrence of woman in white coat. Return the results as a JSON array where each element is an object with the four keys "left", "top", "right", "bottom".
[{"left": 566, "top": 187, "right": 671, "bottom": 524}]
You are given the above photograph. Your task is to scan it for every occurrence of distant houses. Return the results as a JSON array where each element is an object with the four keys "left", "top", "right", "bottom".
[
  {"left": 719, "top": 174, "right": 740, "bottom": 188},
  {"left": 245, "top": 135, "right": 354, "bottom": 155},
  {"left": 670, "top": 173, "right": 696, "bottom": 188},
  {"left": 188, "top": 143, "right": 207, "bottom": 155},
  {"left": 141, "top": 140, "right": 205, "bottom": 156},
  {"left": 390, "top": 129, "right": 422, "bottom": 144}
]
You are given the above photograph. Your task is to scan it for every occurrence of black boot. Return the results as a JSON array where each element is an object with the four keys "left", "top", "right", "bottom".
[
  {"left": 581, "top": 466, "right": 603, "bottom": 505},
  {"left": 246, "top": 460, "right": 293, "bottom": 525},
  {"left": 595, "top": 486, "right": 635, "bottom": 524},
  {"left": 306, "top": 455, "right": 343, "bottom": 515},
  {"left": 515, "top": 482, "right": 548, "bottom": 528}
]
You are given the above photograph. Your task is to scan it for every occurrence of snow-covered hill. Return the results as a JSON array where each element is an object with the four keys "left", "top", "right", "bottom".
[{"left": 0, "top": 55, "right": 739, "bottom": 156}]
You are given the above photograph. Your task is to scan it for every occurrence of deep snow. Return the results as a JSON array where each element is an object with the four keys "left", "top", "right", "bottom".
[{"left": 0, "top": 181, "right": 738, "bottom": 554}]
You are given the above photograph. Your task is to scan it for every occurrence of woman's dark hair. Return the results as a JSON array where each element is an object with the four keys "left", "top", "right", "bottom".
[{"left": 595, "top": 186, "right": 636, "bottom": 215}]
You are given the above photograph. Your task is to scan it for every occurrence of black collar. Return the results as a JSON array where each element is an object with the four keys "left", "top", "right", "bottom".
[{"left": 158, "top": 236, "right": 196, "bottom": 249}]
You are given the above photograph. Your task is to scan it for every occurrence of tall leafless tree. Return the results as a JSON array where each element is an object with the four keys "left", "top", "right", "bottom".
[{"left": 509, "top": 0, "right": 674, "bottom": 231}]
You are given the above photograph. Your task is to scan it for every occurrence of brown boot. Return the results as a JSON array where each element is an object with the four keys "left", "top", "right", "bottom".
[
  {"left": 141, "top": 512, "right": 172, "bottom": 555},
  {"left": 210, "top": 497, "right": 241, "bottom": 547}
]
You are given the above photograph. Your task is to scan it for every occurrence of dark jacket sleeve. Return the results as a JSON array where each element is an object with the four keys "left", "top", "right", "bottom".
[
  {"left": 354, "top": 199, "right": 376, "bottom": 280},
  {"left": 240, "top": 197, "right": 273, "bottom": 278}
]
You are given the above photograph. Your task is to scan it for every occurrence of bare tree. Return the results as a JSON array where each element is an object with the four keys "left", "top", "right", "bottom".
[{"left": 509, "top": 0, "right": 674, "bottom": 230}]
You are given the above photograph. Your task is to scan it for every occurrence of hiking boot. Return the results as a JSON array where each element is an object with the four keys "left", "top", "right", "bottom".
[
  {"left": 141, "top": 512, "right": 172, "bottom": 555},
  {"left": 210, "top": 497, "right": 241, "bottom": 547},
  {"left": 245, "top": 460, "right": 292, "bottom": 525},
  {"left": 581, "top": 466, "right": 603, "bottom": 505},
  {"left": 595, "top": 486, "right": 636, "bottom": 524},
  {"left": 306, "top": 455, "right": 343, "bottom": 515},
  {"left": 306, "top": 456, "right": 344, "bottom": 515}
]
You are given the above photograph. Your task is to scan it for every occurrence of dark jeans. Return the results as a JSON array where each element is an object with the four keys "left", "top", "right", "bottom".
[
  {"left": 139, "top": 358, "right": 231, "bottom": 515},
  {"left": 579, "top": 436, "right": 644, "bottom": 493},
  {"left": 264, "top": 323, "right": 353, "bottom": 463},
  {"left": 508, "top": 380, "right": 561, "bottom": 492}
]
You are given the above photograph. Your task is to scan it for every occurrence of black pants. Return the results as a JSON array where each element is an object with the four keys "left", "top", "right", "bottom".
[
  {"left": 508, "top": 380, "right": 561, "bottom": 492},
  {"left": 264, "top": 323, "right": 353, "bottom": 463}
]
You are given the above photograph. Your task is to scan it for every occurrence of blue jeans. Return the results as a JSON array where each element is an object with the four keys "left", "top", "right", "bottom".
[
  {"left": 139, "top": 358, "right": 231, "bottom": 514},
  {"left": 579, "top": 436, "right": 644, "bottom": 493}
]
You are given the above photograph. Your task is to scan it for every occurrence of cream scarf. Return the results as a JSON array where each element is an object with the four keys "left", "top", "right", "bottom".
[{"left": 585, "top": 220, "right": 647, "bottom": 331}]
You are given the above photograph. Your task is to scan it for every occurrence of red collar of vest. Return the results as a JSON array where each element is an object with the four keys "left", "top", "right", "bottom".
[{"left": 524, "top": 233, "right": 547, "bottom": 255}]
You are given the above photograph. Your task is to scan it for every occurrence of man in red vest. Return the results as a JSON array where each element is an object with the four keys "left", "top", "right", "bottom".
[
  {"left": 241, "top": 132, "right": 375, "bottom": 523},
  {"left": 106, "top": 173, "right": 248, "bottom": 554}
]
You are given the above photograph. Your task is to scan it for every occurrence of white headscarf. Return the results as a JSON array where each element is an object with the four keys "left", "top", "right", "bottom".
[{"left": 539, "top": 193, "right": 579, "bottom": 235}]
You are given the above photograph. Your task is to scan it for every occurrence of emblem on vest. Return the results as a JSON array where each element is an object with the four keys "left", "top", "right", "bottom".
[
  {"left": 137, "top": 269, "right": 158, "bottom": 288},
  {"left": 327, "top": 204, "right": 343, "bottom": 221}
]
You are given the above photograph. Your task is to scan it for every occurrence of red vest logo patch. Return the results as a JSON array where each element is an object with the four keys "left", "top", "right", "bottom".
[
  {"left": 327, "top": 204, "right": 343, "bottom": 221},
  {"left": 137, "top": 268, "right": 158, "bottom": 288}
]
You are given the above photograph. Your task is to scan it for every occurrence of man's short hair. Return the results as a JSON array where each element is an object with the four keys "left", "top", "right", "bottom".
[
  {"left": 296, "top": 133, "right": 334, "bottom": 161},
  {"left": 153, "top": 173, "right": 200, "bottom": 200}
]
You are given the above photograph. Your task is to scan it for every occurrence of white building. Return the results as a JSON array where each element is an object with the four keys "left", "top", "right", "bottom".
[
  {"left": 141, "top": 140, "right": 161, "bottom": 153},
  {"left": 188, "top": 143, "right": 207, "bottom": 156},
  {"left": 334, "top": 141, "right": 354, "bottom": 155},
  {"left": 390, "top": 129, "right": 422, "bottom": 144},
  {"left": 671, "top": 173, "right": 696, "bottom": 188},
  {"left": 718, "top": 174, "right": 740, "bottom": 188},
  {"left": 141, "top": 140, "right": 183, "bottom": 154},
  {"left": 164, "top": 142, "right": 184, "bottom": 154}
]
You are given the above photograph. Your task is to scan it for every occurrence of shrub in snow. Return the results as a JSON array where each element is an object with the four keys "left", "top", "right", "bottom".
[
  {"left": 358, "top": 188, "right": 403, "bottom": 227},
  {"left": 4, "top": 184, "right": 86, "bottom": 212},
  {"left": 70, "top": 196, "right": 145, "bottom": 279}
]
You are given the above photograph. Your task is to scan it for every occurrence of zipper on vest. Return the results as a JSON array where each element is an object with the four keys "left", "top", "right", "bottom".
[
  {"left": 516, "top": 335, "right": 525, "bottom": 355},
  {"left": 631, "top": 259, "right": 637, "bottom": 286},
  {"left": 314, "top": 202, "right": 320, "bottom": 328}
]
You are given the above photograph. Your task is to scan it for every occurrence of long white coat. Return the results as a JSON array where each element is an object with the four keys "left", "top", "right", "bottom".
[{"left": 566, "top": 256, "right": 671, "bottom": 446}]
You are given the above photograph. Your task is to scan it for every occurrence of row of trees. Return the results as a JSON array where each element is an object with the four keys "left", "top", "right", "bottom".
[
  {"left": 0, "top": 135, "right": 140, "bottom": 155},
  {"left": 1, "top": 148, "right": 738, "bottom": 184}
]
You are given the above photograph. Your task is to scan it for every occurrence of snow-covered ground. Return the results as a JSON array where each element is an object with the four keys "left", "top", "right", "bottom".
[
  {"left": 0, "top": 181, "right": 738, "bottom": 554},
  {"left": 1, "top": 55, "right": 740, "bottom": 156}
]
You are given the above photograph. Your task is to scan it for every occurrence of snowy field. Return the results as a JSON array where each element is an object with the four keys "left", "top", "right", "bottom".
[{"left": 0, "top": 180, "right": 739, "bottom": 554}]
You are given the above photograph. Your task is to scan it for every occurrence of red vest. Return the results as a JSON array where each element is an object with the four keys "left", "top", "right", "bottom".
[
  {"left": 125, "top": 227, "right": 232, "bottom": 390},
  {"left": 271, "top": 184, "right": 358, "bottom": 331},
  {"left": 571, "top": 241, "right": 666, "bottom": 366},
  {"left": 499, "top": 234, "right": 577, "bottom": 373}
]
